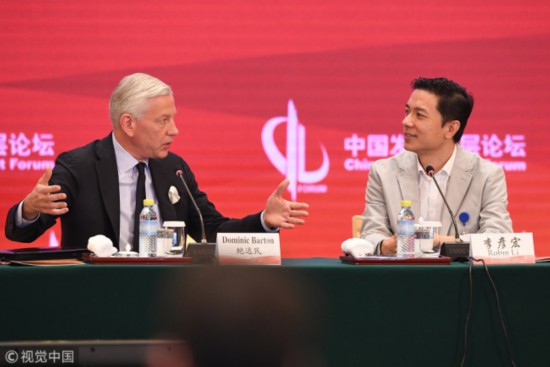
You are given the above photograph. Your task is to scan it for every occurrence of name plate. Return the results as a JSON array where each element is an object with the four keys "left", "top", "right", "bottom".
[
  {"left": 216, "top": 233, "right": 281, "bottom": 265},
  {"left": 470, "top": 233, "right": 535, "bottom": 264}
]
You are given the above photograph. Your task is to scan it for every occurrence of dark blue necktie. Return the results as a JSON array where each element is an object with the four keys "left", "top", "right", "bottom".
[{"left": 133, "top": 162, "right": 146, "bottom": 252}]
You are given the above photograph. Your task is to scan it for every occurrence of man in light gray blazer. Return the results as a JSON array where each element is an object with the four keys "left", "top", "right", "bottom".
[{"left": 361, "top": 77, "right": 513, "bottom": 255}]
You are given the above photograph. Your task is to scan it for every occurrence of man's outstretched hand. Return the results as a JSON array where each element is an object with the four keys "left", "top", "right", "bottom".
[{"left": 264, "top": 179, "right": 309, "bottom": 229}]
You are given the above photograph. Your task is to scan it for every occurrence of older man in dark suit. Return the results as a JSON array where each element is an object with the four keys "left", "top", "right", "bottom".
[{"left": 5, "top": 73, "right": 309, "bottom": 250}]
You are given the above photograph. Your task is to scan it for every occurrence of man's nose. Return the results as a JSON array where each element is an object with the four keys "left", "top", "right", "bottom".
[
  {"left": 402, "top": 114, "right": 413, "bottom": 128},
  {"left": 168, "top": 120, "right": 179, "bottom": 136}
]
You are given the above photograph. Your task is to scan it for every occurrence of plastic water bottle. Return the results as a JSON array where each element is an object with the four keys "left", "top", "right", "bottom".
[
  {"left": 397, "top": 200, "right": 415, "bottom": 257},
  {"left": 139, "top": 199, "right": 158, "bottom": 257}
]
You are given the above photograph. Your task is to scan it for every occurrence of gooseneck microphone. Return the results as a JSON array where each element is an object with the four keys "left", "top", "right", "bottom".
[
  {"left": 425, "top": 165, "right": 461, "bottom": 242},
  {"left": 176, "top": 169, "right": 217, "bottom": 263},
  {"left": 425, "top": 165, "right": 469, "bottom": 260},
  {"left": 176, "top": 169, "right": 208, "bottom": 244}
]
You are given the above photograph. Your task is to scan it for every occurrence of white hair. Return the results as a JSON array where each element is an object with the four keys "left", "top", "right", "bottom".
[{"left": 109, "top": 73, "right": 173, "bottom": 128}]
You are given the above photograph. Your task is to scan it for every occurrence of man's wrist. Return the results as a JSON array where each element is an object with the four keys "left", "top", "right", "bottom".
[
  {"left": 378, "top": 240, "right": 385, "bottom": 255},
  {"left": 16, "top": 201, "right": 39, "bottom": 227},
  {"left": 260, "top": 210, "right": 279, "bottom": 232},
  {"left": 22, "top": 201, "right": 39, "bottom": 221}
]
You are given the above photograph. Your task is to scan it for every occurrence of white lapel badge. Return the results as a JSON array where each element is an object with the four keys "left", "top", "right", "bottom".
[{"left": 168, "top": 186, "right": 181, "bottom": 204}]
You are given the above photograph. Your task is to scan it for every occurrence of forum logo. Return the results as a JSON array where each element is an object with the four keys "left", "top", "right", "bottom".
[{"left": 261, "top": 100, "right": 329, "bottom": 200}]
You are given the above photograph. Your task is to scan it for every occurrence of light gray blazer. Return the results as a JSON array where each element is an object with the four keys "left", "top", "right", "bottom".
[{"left": 361, "top": 145, "right": 513, "bottom": 248}]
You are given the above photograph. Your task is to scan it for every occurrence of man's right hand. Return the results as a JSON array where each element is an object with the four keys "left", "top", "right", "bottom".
[
  {"left": 22, "top": 166, "right": 69, "bottom": 220},
  {"left": 380, "top": 235, "right": 397, "bottom": 255}
]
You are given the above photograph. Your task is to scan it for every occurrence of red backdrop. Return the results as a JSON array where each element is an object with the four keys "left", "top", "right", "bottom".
[{"left": 1, "top": 0, "right": 549, "bottom": 257}]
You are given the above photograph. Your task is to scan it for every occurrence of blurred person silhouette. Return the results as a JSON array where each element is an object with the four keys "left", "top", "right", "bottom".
[{"left": 150, "top": 266, "right": 325, "bottom": 367}]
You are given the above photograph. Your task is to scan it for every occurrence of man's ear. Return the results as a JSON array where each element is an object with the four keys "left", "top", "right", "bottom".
[
  {"left": 445, "top": 120, "right": 460, "bottom": 140},
  {"left": 119, "top": 113, "right": 136, "bottom": 137}
]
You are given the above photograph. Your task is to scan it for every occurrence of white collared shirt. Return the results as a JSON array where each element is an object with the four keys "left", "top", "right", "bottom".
[
  {"left": 112, "top": 134, "right": 161, "bottom": 250},
  {"left": 417, "top": 145, "right": 457, "bottom": 222}
]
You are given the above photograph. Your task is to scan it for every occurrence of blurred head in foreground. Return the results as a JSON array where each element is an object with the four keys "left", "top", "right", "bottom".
[{"left": 152, "top": 267, "right": 325, "bottom": 367}]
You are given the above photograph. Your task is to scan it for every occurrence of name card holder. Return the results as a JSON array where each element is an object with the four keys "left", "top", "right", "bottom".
[
  {"left": 216, "top": 233, "right": 281, "bottom": 265},
  {"left": 470, "top": 233, "right": 535, "bottom": 264},
  {"left": 185, "top": 243, "right": 217, "bottom": 264}
]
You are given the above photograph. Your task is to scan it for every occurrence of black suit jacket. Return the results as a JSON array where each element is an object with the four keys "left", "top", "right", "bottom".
[{"left": 5, "top": 134, "right": 264, "bottom": 249}]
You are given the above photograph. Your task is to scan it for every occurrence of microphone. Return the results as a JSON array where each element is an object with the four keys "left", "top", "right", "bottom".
[
  {"left": 176, "top": 169, "right": 217, "bottom": 263},
  {"left": 425, "top": 165, "right": 470, "bottom": 260}
]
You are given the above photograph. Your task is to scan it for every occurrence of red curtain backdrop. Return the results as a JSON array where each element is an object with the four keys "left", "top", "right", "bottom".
[{"left": 1, "top": 0, "right": 549, "bottom": 257}]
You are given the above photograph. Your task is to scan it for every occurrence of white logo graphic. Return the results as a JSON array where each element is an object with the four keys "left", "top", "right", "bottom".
[
  {"left": 4, "top": 350, "right": 18, "bottom": 363},
  {"left": 49, "top": 230, "right": 59, "bottom": 248},
  {"left": 0, "top": 131, "right": 55, "bottom": 172},
  {"left": 262, "top": 100, "right": 329, "bottom": 200}
]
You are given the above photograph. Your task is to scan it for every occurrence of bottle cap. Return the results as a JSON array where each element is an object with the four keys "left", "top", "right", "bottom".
[
  {"left": 143, "top": 199, "right": 154, "bottom": 206},
  {"left": 401, "top": 200, "right": 412, "bottom": 207}
]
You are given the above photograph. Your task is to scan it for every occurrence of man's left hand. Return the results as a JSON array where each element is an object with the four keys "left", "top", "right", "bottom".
[{"left": 264, "top": 179, "right": 309, "bottom": 229}]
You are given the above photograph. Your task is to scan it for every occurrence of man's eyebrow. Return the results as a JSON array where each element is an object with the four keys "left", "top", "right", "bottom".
[{"left": 406, "top": 104, "right": 429, "bottom": 114}]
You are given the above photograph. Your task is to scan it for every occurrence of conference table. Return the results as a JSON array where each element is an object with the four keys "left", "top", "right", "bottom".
[{"left": 1, "top": 258, "right": 549, "bottom": 366}]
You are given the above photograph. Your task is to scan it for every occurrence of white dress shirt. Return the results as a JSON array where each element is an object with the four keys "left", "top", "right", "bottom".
[
  {"left": 112, "top": 134, "right": 161, "bottom": 250},
  {"left": 417, "top": 145, "right": 457, "bottom": 222}
]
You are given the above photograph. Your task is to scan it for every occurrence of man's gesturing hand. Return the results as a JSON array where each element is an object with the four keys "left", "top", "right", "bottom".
[
  {"left": 22, "top": 166, "right": 69, "bottom": 220},
  {"left": 263, "top": 179, "right": 309, "bottom": 229}
]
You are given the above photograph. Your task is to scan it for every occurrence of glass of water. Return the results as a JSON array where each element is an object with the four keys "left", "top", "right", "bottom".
[
  {"left": 415, "top": 221, "right": 442, "bottom": 257},
  {"left": 162, "top": 221, "right": 186, "bottom": 255},
  {"left": 156, "top": 228, "right": 174, "bottom": 256}
]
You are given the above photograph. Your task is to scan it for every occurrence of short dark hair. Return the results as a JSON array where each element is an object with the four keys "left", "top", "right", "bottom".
[{"left": 411, "top": 77, "right": 474, "bottom": 143}]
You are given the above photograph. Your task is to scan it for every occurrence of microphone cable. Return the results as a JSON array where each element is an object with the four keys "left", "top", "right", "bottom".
[
  {"left": 460, "top": 260, "right": 474, "bottom": 367},
  {"left": 461, "top": 257, "right": 517, "bottom": 367}
]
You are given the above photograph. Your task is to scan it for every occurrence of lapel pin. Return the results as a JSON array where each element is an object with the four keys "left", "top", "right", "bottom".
[{"left": 459, "top": 212, "right": 470, "bottom": 226}]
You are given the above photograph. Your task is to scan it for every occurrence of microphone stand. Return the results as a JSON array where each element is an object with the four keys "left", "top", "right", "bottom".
[
  {"left": 426, "top": 166, "right": 470, "bottom": 261},
  {"left": 176, "top": 170, "right": 217, "bottom": 264}
]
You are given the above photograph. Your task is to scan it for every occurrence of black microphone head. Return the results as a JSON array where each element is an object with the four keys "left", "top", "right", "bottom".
[
  {"left": 175, "top": 169, "right": 183, "bottom": 177},
  {"left": 425, "top": 165, "right": 435, "bottom": 176}
]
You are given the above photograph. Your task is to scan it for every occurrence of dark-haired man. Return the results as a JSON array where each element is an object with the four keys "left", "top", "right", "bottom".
[{"left": 361, "top": 77, "right": 512, "bottom": 255}]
